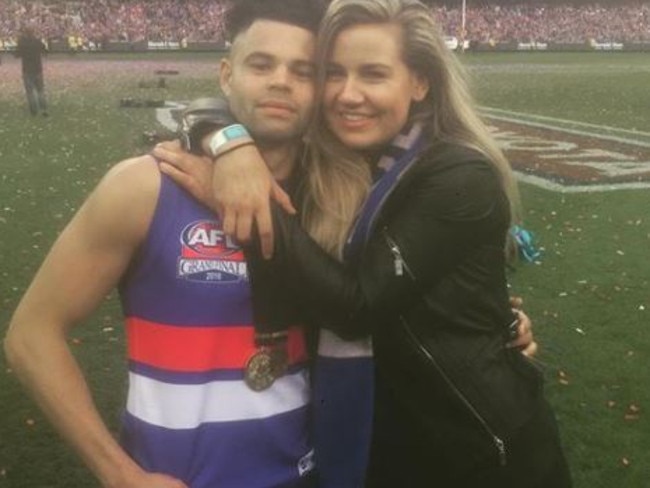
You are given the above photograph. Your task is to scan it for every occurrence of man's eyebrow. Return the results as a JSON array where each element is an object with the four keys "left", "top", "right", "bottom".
[
  {"left": 243, "top": 51, "right": 274, "bottom": 62},
  {"left": 242, "top": 52, "right": 314, "bottom": 68}
]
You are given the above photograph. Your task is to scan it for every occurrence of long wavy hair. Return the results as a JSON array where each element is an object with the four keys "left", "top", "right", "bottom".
[{"left": 301, "top": 0, "right": 521, "bottom": 258}]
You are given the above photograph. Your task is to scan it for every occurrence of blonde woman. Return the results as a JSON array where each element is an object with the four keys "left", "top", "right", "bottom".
[{"left": 248, "top": 0, "right": 570, "bottom": 485}]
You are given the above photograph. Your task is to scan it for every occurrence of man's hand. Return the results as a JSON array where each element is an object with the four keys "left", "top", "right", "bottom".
[
  {"left": 117, "top": 472, "right": 189, "bottom": 488},
  {"left": 153, "top": 140, "right": 296, "bottom": 259},
  {"left": 506, "top": 296, "right": 537, "bottom": 357},
  {"left": 509, "top": 295, "right": 523, "bottom": 310},
  {"left": 507, "top": 309, "right": 537, "bottom": 357}
]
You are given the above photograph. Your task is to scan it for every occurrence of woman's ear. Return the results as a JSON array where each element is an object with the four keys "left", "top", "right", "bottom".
[{"left": 411, "top": 74, "right": 429, "bottom": 102}]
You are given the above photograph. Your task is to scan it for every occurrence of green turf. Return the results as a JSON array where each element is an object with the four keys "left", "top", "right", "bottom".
[
  {"left": 467, "top": 52, "right": 650, "bottom": 487},
  {"left": 508, "top": 187, "right": 650, "bottom": 487},
  {"left": 464, "top": 51, "right": 650, "bottom": 131},
  {"left": 1, "top": 52, "right": 649, "bottom": 487}
]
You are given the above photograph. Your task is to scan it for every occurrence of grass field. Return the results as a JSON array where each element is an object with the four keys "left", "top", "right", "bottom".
[{"left": 1, "top": 51, "right": 649, "bottom": 487}]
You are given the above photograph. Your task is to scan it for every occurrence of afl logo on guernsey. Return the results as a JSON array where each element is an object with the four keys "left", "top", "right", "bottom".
[{"left": 177, "top": 220, "right": 247, "bottom": 283}]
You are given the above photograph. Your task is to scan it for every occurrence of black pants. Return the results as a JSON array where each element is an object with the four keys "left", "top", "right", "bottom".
[
  {"left": 22, "top": 71, "right": 47, "bottom": 115},
  {"left": 366, "top": 399, "right": 572, "bottom": 488}
]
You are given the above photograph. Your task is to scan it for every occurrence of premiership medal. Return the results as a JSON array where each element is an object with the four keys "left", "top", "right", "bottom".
[{"left": 244, "top": 344, "right": 289, "bottom": 391}]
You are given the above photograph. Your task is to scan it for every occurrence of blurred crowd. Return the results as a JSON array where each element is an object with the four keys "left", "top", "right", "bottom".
[
  {"left": 436, "top": 3, "right": 650, "bottom": 44},
  {"left": 0, "top": 0, "right": 228, "bottom": 48},
  {"left": 0, "top": 0, "right": 648, "bottom": 48}
]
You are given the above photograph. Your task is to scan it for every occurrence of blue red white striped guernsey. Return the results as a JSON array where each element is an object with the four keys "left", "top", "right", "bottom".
[{"left": 118, "top": 170, "right": 314, "bottom": 488}]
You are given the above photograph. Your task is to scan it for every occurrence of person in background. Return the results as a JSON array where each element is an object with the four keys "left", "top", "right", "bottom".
[{"left": 15, "top": 25, "right": 48, "bottom": 117}]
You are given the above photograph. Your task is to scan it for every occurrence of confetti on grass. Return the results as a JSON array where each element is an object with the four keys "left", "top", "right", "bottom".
[
  {"left": 624, "top": 403, "right": 641, "bottom": 421},
  {"left": 558, "top": 370, "right": 570, "bottom": 386}
]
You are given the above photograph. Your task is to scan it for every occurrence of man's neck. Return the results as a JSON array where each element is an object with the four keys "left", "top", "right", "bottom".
[{"left": 258, "top": 142, "right": 300, "bottom": 181}]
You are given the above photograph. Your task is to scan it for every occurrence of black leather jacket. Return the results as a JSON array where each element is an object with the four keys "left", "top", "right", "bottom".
[{"left": 246, "top": 142, "right": 544, "bottom": 473}]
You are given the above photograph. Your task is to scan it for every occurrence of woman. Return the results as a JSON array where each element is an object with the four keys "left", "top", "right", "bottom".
[
  {"left": 158, "top": 0, "right": 569, "bottom": 485},
  {"left": 245, "top": 0, "right": 571, "bottom": 486}
]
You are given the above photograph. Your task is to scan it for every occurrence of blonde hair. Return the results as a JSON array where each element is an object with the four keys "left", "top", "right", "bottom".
[{"left": 302, "top": 0, "right": 521, "bottom": 258}]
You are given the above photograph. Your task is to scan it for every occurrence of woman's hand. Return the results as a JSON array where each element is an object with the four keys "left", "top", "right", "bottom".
[{"left": 153, "top": 140, "right": 295, "bottom": 258}]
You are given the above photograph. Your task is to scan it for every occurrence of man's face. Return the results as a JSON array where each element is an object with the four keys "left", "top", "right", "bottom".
[{"left": 220, "top": 20, "right": 316, "bottom": 144}]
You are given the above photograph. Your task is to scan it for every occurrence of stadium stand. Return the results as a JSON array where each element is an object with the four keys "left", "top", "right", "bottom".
[{"left": 0, "top": 0, "right": 648, "bottom": 50}]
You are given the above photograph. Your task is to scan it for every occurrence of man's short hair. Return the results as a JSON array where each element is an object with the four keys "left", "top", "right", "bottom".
[{"left": 225, "top": 0, "right": 324, "bottom": 41}]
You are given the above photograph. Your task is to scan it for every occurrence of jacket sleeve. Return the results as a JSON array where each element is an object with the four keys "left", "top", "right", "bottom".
[{"left": 246, "top": 159, "right": 507, "bottom": 338}]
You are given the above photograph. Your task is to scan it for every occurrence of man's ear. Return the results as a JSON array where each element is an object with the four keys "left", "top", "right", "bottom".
[{"left": 219, "top": 58, "right": 233, "bottom": 97}]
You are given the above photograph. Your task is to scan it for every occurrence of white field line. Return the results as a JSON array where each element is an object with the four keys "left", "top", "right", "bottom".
[
  {"left": 156, "top": 101, "right": 187, "bottom": 132},
  {"left": 481, "top": 107, "right": 650, "bottom": 148},
  {"left": 481, "top": 107, "right": 650, "bottom": 192},
  {"left": 515, "top": 173, "right": 650, "bottom": 193}
]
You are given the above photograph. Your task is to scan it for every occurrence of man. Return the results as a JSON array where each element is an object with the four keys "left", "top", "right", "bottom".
[
  {"left": 4, "top": 1, "right": 323, "bottom": 487},
  {"left": 15, "top": 25, "right": 48, "bottom": 116}
]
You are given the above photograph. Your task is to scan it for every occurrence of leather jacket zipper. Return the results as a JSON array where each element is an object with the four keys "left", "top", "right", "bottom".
[
  {"left": 399, "top": 316, "right": 507, "bottom": 466},
  {"left": 384, "top": 229, "right": 413, "bottom": 278},
  {"left": 383, "top": 229, "right": 507, "bottom": 467}
]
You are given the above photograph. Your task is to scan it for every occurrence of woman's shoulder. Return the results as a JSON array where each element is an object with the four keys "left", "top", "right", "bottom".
[
  {"left": 410, "top": 141, "right": 499, "bottom": 191},
  {"left": 405, "top": 142, "right": 506, "bottom": 221}
]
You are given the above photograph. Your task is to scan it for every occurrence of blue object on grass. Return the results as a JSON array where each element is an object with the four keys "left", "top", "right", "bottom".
[{"left": 510, "top": 225, "right": 541, "bottom": 262}]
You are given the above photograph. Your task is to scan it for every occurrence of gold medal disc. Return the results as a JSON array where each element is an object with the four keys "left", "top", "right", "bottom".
[
  {"left": 244, "top": 349, "right": 275, "bottom": 391},
  {"left": 244, "top": 347, "right": 289, "bottom": 391}
]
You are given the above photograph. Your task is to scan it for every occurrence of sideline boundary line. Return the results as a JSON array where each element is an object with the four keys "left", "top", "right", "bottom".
[
  {"left": 515, "top": 173, "right": 650, "bottom": 193},
  {"left": 481, "top": 107, "right": 650, "bottom": 192},
  {"left": 481, "top": 107, "right": 650, "bottom": 148},
  {"left": 156, "top": 101, "right": 186, "bottom": 132}
]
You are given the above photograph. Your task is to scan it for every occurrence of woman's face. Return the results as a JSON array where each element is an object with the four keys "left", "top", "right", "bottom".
[{"left": 323, "top": 22, "right": 429, "bottom": 151}]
